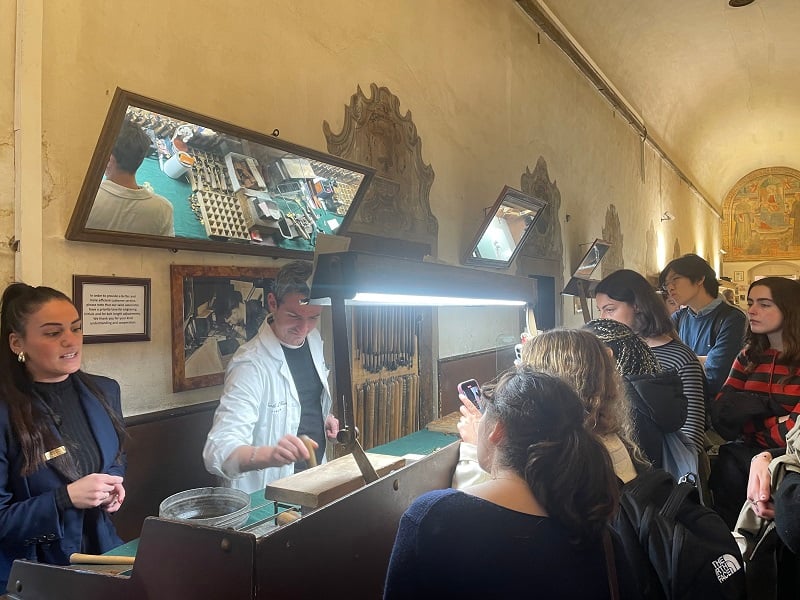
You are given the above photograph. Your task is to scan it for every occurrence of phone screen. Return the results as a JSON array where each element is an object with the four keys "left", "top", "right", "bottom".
[{"left": 458, "top": 379, "right": 482, "bottom": 409}]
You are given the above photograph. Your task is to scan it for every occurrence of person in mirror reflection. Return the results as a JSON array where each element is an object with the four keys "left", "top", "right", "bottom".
[
  {"left": 0, "top": 283, "right": 127, "bottom": 591},
  {"left": 385, "top": 368, "right": 639, "bottom": 599},
  {"left": 453, "top": 329, "right": 644, "bottom": 489},
  {"left": 723, "top": 288, "right": 736, "bottom": 305},
  {"left": 658, "top": 254, "right": 746, "bottom": 399},
  {"left": 203, "top": 261, "right": 339, "bottom": 494},
  {"left": 708, "top": 277, "right": 800, "bottom": 528},
  {"left": 86, "top": 119, "right": 175, "bottom": 237}
]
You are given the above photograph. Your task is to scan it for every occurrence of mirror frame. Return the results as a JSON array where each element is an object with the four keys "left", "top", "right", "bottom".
[
  {"left": 67, "top": 88, "right": 376, "bottom": 259},
  {"left": 561, "top": 238, "right": 613, "bottom": 296},
  {"left": 461, "top": 185, "right": 548, "bottom": 269}
]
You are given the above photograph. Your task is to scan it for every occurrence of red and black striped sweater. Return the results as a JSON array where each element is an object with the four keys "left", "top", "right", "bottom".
[{"left": 715, "top": 349, "right": 800, "bottom": 448}]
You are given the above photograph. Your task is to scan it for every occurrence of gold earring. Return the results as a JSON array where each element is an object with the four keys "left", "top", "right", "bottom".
[{"left": 17, "top": 351, "right": 25, "bottom": 364}]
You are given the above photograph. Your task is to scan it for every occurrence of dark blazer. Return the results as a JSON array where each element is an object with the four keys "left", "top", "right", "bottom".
[{"left": 0, "top": 373, "right": 125, "bottom": 589}]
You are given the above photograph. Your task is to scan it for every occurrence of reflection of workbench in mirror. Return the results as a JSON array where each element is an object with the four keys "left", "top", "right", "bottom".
[{"left": 5, "top": 434, "right": 458, "bottom": 599}]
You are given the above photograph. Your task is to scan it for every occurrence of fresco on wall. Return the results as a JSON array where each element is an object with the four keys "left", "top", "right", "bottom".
[
  {"left": 602, "top": 204, "right": 624, "bottom": 277},
  {"left": 645, "top": 221, "right": 658, "bottom": 276},
  {"left": 722, "top": 167, "right": 800, "bottom": 261},
  {"left": 520, "top": 157, "right": 562, "bottom": 262}
]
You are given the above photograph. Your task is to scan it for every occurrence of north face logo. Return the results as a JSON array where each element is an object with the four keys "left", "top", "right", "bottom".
[{"left": 713, "top": 553, "right": 742, "bottom": 582}]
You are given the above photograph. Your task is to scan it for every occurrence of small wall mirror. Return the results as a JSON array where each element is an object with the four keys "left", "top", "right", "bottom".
[
  {"left": 561, "top": 238, "right": 613, "bottom": 296},
  {"left": 462, "top": 185, "right": 547, "bottom": 269},
  {"left": 67, "top": 89, "right": 375, "bottom": 259}
]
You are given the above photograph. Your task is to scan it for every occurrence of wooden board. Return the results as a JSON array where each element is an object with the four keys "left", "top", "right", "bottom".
[
  {"left": 425, "top": 411, "right": 460, "bottom": 434},
  {"left": 263, "top": 453, "right": 405, "bottom": 509}
]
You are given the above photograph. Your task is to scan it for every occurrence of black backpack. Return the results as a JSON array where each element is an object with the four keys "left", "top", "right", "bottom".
[{"left": 612, "top": 468, "right": 747, "bottom": 600}]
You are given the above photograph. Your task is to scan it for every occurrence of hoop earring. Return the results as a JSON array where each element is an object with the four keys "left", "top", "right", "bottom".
[{"left": 17, "top": 351, "right": 25, "bottom": 364}]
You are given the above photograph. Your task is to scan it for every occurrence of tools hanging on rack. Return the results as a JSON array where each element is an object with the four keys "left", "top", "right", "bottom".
[
  {"left": 353, "top": 374, "right": 419, "bottom": 450},
  {"left": 355, "top": 306, "right": 416, "bottom": 373}
]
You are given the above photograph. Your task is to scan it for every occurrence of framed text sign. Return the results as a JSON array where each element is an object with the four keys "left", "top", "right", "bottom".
[{"left": 72, "top": 275, "right": 151, "bottom": 343}]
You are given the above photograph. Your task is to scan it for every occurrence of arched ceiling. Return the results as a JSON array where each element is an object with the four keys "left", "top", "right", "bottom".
[{"left": 520, "top": 0, "right": 800, "bottom": 209}]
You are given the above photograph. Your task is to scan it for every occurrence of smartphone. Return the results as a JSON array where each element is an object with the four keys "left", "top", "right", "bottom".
[{"left": 457, "top": 379, "right": 482, "bottom": 409}]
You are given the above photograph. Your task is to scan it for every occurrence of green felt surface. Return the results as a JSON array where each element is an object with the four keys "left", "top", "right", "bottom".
[
  {"left": 137, "top": 156, "right": 206, "bottom": 239},
  {"left": 370, "top": 429, "right": 458, "bottom": 457},
  {"left": 135, "top": 156, "right": 345, "bottom": 249}
]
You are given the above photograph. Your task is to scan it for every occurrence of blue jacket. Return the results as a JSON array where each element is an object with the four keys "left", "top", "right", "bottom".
[
  {"left": 0, "top": 374, "right": 125, "bottom": 589},
  {"left": 672, "top": 299, "right": 747, "bottom": 398}
]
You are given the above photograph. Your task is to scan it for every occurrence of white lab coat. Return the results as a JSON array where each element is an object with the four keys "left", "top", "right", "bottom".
[{"left": 203, "top": 320, "right": 332, "bottom": 494}]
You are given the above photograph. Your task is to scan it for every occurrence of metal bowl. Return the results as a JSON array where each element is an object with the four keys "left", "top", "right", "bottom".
[{"left": 159, "top": 487, "right": 250, "bottom": 529}]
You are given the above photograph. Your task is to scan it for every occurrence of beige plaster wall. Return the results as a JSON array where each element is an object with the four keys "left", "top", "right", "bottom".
[
  {"left": 0, "top": 2, "right": 15, "bottom": 286},
  {"left": 4, "top": 0, "right": 719, "bottom": 415}
]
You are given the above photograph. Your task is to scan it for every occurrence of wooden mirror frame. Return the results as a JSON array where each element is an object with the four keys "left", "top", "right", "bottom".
[
  {"left": 462, "top": 185, "right": 548, "bottom": 269},
  {"left": 67, "top": 88, "right": 376, "bottom": 259}
]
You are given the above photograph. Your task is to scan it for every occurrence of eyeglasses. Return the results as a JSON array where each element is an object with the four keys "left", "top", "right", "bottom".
[{"left": 661, "top": 275, "right": 686, "bottom": 291}]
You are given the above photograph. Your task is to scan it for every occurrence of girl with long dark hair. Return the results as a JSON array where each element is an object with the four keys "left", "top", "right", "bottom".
[
  {"left": 0, "top": 283, "right": 127, "bottom": 589},
  {"left": 711, "top": 276, "right": 800, "bottom": 527},
  {"left": 385, "top": 368, "right": 637, "bottom": 599}
]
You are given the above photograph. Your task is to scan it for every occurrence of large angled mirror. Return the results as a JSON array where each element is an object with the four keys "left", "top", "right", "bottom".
[
  {"left": 67, "top": 89, "right": 375, "bottom": 259},
  {"left": 462, "top": 185, "right": 547, "bottom": 269}
]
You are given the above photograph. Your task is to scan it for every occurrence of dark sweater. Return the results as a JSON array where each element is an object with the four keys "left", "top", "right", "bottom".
[{"left": 384, "top": 488, "right": 639, "bottom": 599}]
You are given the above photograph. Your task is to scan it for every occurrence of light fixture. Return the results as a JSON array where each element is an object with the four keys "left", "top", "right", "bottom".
[
  {"left": 308, "top": 251, "right": 537, "bottom": 479},
  {"left": 719, "top": 248, "right": 728, "bottom": 255},
  {"left": 661, "top": 211, "right": 675, "bottom": 222}
]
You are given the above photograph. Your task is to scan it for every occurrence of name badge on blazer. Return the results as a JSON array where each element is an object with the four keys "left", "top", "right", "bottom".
[{"left": 43, "top": 446, "right": 66, "bottom": 461}]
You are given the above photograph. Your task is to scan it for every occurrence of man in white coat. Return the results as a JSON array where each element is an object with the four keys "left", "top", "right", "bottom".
[{"left": 203, "top": 261, "right": 339, "bottom": 494}]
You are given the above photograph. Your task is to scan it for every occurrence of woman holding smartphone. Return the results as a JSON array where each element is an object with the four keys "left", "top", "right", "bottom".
[
  {"left": 385, "top": 368, "right": 637, "bottom": 599},
  {"left": 455, "top": 329, "right": 644, "bottom": 487}
]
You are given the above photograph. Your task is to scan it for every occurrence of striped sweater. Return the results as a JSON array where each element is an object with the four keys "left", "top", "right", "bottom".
[
  {"left": 715, "top": 349, "right": 800, "bottom": 448},
  {"left": 651, "top": 339, "right": 707, "bottom": 454}
]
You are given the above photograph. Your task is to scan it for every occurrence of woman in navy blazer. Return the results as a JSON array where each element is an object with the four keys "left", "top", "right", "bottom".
[{"left": 0, "top": 283, "right": 127, "bottom": 590}]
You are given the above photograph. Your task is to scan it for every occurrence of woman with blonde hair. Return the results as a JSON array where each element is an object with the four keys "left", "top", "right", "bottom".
[
  {"left": 520, "top": 328, "right": 644, "bottom": 481},
  {"left": 454, "top": 328, "right": 645, "bottom": 486}
]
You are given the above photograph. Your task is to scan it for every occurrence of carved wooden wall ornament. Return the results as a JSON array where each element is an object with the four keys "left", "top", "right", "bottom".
[
  {"left": 323, "top": 84, "right": 438, "bottom": 250},
  {"left": 321, "top": 84, "right": 438, "bottom": 433},
  {"left": 645, "top": 221, "right": 658, "bottom": 277},
  {"left": 520, "top": 157, "right": 563, "bottom": 263},
  {"left": 602, "top": 204, "right": 624, "bottom": 277}
]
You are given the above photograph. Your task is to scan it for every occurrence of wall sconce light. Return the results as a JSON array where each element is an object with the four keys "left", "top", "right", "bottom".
[
  {"left": 719, "top": 248, "right": 728, "bottom": 255},
  {"left": 661, "top": 211, "right": 675, "bottom": 222}
]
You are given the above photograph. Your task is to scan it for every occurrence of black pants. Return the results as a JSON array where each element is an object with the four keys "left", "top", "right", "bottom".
[{"left": 708, "top": 441, "right": 762, "bottom": 529}]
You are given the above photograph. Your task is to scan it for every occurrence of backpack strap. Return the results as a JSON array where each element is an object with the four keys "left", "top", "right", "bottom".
[
  {"left": 659, "top": 481, "right": 696, "bottom": 521},
  {"left": 603, "top": 529, "right": 620, "bottom": 600}
]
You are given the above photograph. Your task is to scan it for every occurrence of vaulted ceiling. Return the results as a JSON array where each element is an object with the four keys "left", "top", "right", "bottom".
[{"left": 518, "top": 0, "right": 800, "bottom": 210}]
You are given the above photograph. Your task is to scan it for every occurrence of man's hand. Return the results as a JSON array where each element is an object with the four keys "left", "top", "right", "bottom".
[
  {"left": 747, "top": 452, "right": 775, "bottom": 520},
  {"left": 325, "top": 414, "right": 340, "bottom": 440},
  {"left": 457, "top": 394, "right": 482, "bottom": 445},
  {"left": 260, "top": 434, "right": 311, "bottom": 468}
]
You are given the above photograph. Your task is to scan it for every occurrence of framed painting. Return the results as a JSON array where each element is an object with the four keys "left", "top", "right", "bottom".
[{"left": 170, "top": 264, "right": 279, "bottom": 392}]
